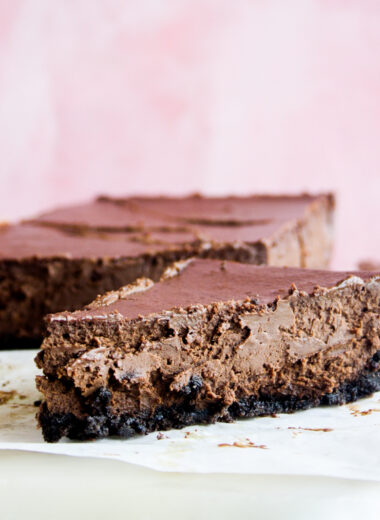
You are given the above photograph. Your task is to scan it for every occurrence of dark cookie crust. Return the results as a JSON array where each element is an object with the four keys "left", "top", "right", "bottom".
[{"left": 38, "top": 365, "right": 380, "bottom": 443}]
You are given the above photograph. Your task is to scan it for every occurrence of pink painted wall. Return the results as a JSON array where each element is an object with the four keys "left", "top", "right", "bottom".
[{"left": 0, "top": 1, "right": 379, "bottom": 269}]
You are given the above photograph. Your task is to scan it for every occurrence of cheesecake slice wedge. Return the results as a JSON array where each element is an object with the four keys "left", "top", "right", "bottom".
[{"left": 36, "top": 259, "right": 379, "bottom": 442}]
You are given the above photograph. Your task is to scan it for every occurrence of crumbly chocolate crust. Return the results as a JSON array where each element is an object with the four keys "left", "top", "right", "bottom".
[{"left": 38, "top": 353, "right": 380, "bottom": 442}]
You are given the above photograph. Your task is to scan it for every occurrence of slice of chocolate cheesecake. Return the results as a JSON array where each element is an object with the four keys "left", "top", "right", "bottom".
[
  {"left": 36, "top": 258, "right": 380, "bottom": 442},
  {"left": 29, "top": 193, "right": 334, "bottom": 268},
  {"left": 0, "top": 193, "right": 334, "bottom": 347},
  {"left": 0, "top": 224, "right": 196, "bottom": 348}
]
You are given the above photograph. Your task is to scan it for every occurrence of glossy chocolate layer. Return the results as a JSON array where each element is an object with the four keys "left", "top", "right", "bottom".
[
  {"left": 30, "top": 193, "right": 331, "bottom": 230},
  {"left": 59, "top": 259, "right": 373, "bottom": 321},
  {"left": 28, "top": 193, "right": 335, "bottom": 270},
  {"left": 0, "top": 224, "right": 195, "bottom": 260}
]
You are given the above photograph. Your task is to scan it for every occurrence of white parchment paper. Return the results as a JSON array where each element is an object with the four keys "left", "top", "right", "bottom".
[{"left": 1, "top": 349, "right": 380, "bottom": 480}]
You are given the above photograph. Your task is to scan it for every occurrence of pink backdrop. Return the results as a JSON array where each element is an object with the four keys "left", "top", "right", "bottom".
[{"left": 0, "top": 1, "right": 379, "bottom": 269}]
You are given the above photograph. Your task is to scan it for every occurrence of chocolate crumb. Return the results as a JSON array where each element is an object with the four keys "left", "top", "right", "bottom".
[
  {"left": 350, "top": 408, "right": 380, "bottom": 417},
  {"left": 218, "top": 440, "right": 267, "bottom": 449},
  {"left": 0, "top": 390, "right": 16, "bottom": 405},
  {"left": 288, "top": 427, "right": 333, "bottom": 432},
  {"left": 33, "top": 399, "right": 42, "bottom": 407}
]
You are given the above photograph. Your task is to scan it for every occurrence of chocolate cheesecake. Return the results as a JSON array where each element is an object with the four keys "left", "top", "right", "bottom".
[
  {"left": 0, "top": 224, "right": 196, "bottom": 348},
  {"left": 28, "top": 193, "right": 334, "bottom": 269},
  {"left": 36, "top": 258, "right": 380, "bottom": 442},
  {"left": 359, "top": 260, "right": 380, "bottom": 271},
  {"left": 0, "top": 194, "right": 334, "bottom": 347}
]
